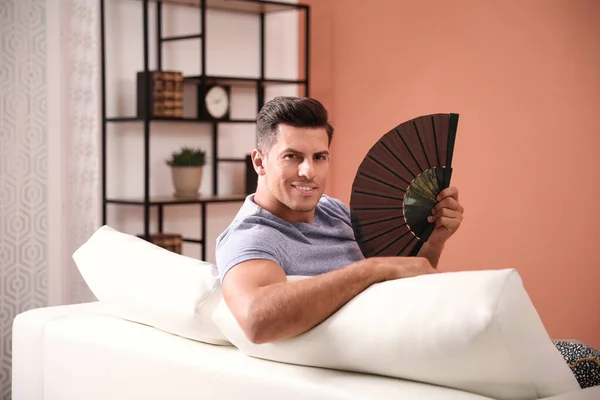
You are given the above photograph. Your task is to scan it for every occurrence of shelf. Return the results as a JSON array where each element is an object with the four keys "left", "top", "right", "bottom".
[
  {"left": 103, "top": 0, "right": 310, "bottom": 260},
  {"left": 106, "top": 194, "right": 247, "bottom": 206},
  {"left": 105, "top": 116, "right": 256, "bottom": 123},
  {"left": 134, "top": 0, "right": 306, "bottom": 14},
  {"left": 162, "top": 34, "right": 202, "bottom": 42},
  {"left": 182, "top": 237, "right": 204, "bottom": 244},
  {"left": 184, "top": 74, "right": 307, "bottom": 87}
]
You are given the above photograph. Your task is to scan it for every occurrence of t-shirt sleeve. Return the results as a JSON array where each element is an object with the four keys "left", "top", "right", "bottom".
[
  {"left": 324, "top": 195, "right": 353, "bottom": 226},
  {"left": 215, "top": 218, "right": 283, "bottom": 282}
]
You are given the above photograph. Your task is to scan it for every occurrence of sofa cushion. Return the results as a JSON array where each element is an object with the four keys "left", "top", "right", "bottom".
[
  {"left": 212, "top": 268, "right": 580, "bottom": 400},
  {"left": 73, "top": 225, "right": 231, "bottom": 345}
]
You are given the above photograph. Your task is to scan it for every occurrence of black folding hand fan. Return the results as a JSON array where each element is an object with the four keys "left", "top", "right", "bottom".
[{"left": 349, "top": 113, "right": 459, "bottom": 258}]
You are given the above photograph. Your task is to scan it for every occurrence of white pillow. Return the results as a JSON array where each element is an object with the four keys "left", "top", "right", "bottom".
[
  {"left": 212, "top": 269, "right": 580, "bottom": 400},
  {"left": 73, "top": 225, "right": 231, "bottom": 346}
]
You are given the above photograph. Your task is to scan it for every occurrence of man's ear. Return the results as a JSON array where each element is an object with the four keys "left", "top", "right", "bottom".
[{"left": 251, "top": 149, "right": 266, "bottom": 176}]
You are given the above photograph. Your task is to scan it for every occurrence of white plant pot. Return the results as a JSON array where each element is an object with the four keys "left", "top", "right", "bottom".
[{"left": 171, "top": 166, "right": 204, "bottom": 197}]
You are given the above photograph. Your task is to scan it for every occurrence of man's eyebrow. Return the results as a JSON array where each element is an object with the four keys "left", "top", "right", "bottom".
[
  {"left": 280, "top": 148, "right": 330, "bottom": 156},
  {"left": 280, "top": 148, "right": 303, "bottom": 155}
]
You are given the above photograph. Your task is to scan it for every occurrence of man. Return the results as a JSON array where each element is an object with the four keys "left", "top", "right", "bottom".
[
  {"left": 213, "top": 96, "right": 600, "bottom": 390},
  {"left": 215, "top": 96, "right": 464, "bottom": 345}
]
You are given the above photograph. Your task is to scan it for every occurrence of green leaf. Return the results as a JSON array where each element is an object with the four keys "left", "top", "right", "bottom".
[{"left": 166, "top": 146, "right": 207, "bottom": 166}]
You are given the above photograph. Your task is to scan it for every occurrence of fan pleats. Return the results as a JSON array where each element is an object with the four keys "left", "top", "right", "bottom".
[{"left": 350, "top": 113, "right": 459, "bottom": 258}]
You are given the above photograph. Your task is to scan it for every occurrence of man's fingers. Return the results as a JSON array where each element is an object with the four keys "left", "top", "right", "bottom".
[
  {"left": 433, "top": 216, "right": 461, "bottom": 233},
  {"left": 432, "top": 197, "right": 464, "bottom": 215},
  {"left": 437, "top": 186, "right": 459, "bottom": 202},
  {"left": 428, "top": 209, "right": 463, "bottom": 224}
]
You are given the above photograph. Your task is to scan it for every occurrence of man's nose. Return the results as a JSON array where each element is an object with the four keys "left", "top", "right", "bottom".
[{"left": 298, "top": 159, "right": 316, "bottom": 179}]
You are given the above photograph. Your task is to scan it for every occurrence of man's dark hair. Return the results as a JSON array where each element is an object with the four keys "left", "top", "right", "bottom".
[{"left": 256, "top": 96, "right": 334, "bottom": 152}]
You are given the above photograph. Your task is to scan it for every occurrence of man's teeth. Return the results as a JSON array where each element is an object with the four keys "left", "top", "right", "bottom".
[{"left": 296, "top": 186, "right": 313, "bottom": 191}]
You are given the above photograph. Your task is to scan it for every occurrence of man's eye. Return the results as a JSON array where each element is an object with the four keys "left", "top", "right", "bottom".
[{"left": 284, "top": 154, "right": 296, "bottom": 159}]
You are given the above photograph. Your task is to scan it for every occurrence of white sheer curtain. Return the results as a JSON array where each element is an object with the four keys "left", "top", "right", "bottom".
[{"left": 62, "top": 0, "right": 101, "bottom": 304}]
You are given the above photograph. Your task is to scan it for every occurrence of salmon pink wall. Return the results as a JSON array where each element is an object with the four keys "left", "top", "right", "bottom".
[{"left": 303, "top": 0, "right": 600, "bottom": 348}]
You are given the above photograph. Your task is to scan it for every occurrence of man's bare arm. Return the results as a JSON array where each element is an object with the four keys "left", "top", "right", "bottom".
[{"left": 222, "top": 256, "right": 437, "bottom": 344}]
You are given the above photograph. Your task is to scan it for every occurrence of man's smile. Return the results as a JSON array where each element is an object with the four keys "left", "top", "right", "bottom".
[{"left": 291, "top": 183, "right": 317, "bottom": 194}]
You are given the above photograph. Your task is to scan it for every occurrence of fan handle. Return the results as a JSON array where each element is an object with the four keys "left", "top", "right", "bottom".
[{"left": 443, "top": 113, "right": 459, "bottom": 189}]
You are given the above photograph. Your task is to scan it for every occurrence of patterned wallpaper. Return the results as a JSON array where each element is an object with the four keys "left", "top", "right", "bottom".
[
  {"left": 0, "top": 0, "right": 49, "bottom": 399},
  {"left": 0, "top": 0, "right": 100, "bottom": 397}
]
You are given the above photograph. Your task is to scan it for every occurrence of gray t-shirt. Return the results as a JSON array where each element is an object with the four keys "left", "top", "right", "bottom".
[{"left": 215, "top": 194, "right": 365, "bottom": 282}]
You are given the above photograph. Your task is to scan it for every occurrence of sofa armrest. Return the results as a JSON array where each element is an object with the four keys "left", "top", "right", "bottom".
[{"left": 11, "top": 302, "right": 108, "bottom": 400}]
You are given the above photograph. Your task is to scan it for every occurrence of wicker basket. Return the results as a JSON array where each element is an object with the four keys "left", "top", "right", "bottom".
[{"left": 138, "top": 233, "right": 183, "bottom": 254}]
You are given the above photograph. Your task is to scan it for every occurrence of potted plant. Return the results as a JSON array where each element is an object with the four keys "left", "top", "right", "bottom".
[{"left": 166, "top": 146, "right": 207, "bottom": 197}]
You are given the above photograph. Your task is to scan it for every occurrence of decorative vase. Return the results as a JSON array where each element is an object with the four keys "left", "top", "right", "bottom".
[{"left": 171, "top": 166, "right": 203, "bottom": 197}]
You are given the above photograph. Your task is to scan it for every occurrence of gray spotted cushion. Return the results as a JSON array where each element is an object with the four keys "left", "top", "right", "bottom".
[{"left": 553, "top": 340, "right": 600, "bottom": 388}]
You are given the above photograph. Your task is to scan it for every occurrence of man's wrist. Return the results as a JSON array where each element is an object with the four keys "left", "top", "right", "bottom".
[
  {"left": 424, "top": 240, "right": 445, "bottom": 253},
  {"left": 419, "top": 241, "right": 445, "bottom": 268}
]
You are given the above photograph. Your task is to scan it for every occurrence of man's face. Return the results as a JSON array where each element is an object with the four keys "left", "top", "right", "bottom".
[{"left": 259, "top": 124, "right": 330, "bottom": 220}]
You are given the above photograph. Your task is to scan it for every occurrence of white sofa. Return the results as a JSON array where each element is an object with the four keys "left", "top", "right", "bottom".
[
  {"left": 11, "top": 302, "right": 600, "bottom": 400},
  {"left": 8, "top": 302, "right": 497, "bottom": 400},
  {"left": 11, "top": 226, "right": 600, "bottom": 399}
]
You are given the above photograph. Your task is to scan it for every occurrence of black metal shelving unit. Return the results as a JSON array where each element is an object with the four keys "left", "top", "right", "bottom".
[{"left": 99, "top": 0, "right": 310, "bottom": 260}]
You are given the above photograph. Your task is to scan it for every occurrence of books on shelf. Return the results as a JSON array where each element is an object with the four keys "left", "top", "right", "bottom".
[{"left": 137, "top": 70, "right": 184, "bottom": 118}]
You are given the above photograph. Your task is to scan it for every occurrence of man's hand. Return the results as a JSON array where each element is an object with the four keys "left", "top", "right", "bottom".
[
  {"left": 426, "top": 186, "right": 464, "bottom": 248},
  {"left": 417, "top": 186, "right": 464, "bottom": 267}
]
